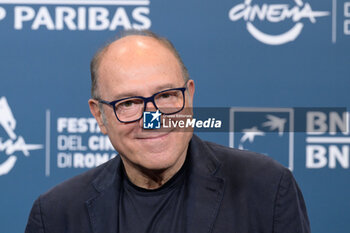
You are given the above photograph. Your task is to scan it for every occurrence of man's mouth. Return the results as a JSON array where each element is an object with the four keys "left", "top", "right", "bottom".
[{"left": 136, "top": 130, "right": 173, "bottom": 140}]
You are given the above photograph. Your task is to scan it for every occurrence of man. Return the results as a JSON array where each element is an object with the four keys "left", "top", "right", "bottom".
[{"left": 25, "top": 30, "right": 310, "bottom": 233}]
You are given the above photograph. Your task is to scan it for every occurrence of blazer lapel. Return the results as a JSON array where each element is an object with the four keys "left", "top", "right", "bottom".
[
  {"left": 85, "top": 156, "right": 122, "bottom": 233},
  {"left": 186, "top": 135, "right": 225, "bottom": 233}
]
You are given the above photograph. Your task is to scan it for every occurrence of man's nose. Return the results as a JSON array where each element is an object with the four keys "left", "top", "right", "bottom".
[{"left": 144, "top": 100, "right": 157, "bottom": 112}]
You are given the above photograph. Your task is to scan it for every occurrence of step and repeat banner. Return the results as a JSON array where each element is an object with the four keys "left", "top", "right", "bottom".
[{"left": 0, "top": 0, "right": 349, "bottom": 232}]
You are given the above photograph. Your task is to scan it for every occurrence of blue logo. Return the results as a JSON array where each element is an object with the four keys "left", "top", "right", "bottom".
[{"left": 143, "top": 110, "right": 161, "bottom": 129}]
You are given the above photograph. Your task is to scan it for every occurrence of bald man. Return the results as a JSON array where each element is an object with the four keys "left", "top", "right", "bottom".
[{"left": 25, "top": 31, "right": 310, "bottom": 233}]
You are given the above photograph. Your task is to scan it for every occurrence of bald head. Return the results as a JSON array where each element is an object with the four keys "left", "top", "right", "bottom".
[{"left": 90, "top": 31, "right": 189, "bottom": 99}]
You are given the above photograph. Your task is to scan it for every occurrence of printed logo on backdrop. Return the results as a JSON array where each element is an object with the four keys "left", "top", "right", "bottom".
[
  {"left": 0, "top": 97, "right": 43, "bottom": 176},
  {"left": 0, "top": 0, "right": 151, "bottom": 31},
  {"left": 228, "top": 0, "right": 329, "bottom": 45},
  {"left": 230, "top": 107, "right": 350, "bottom": 170},
  {"left": 343, "top": 2, "right": 350, "bottom": 38},
  {"left": 305, "top": 110, "right": 350, "bottom": 169},
  {"left": 0, "top": 100, "right": 117, "bottom": 177},
  {"left": 230, "top": 108, "right": 294, "bottom": 170},
  {"left": 55, "top": 116, "right": 117, "bottom": 173}
]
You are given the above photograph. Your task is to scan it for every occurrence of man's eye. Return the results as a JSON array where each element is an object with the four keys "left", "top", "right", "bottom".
[
  {"left": 120, "top": 100, "right": 135, "bottom": 108},
  {"left": 118, "top": 99, "right": 143, "bottom": 109},
  {"left": 160, "top": 93, "right": 171, "bottom": 98}
]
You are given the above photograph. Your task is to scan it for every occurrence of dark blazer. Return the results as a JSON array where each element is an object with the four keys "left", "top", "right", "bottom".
[{"left": 25, "top": 135, "right": 310, "bottom": 233}]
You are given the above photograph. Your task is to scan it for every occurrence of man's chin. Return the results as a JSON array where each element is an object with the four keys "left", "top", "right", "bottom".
[{"left": 138, "top": 163, "right": 170, "bottom": 173}]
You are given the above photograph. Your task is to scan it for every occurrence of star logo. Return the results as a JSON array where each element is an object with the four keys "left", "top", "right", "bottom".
[
  {"left": 143, "top": 110, "right": 161, "bottom": 129},
  {"left": 150, "top": 110, "right": 161, "bottom": 122}
]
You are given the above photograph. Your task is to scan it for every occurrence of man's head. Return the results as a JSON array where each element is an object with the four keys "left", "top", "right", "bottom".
[
  {"left": 90, "top": 30, "right": 190, "bottom": 99},
  {"left": 88, "top": 31, "right": 195, "bottom": 181}
]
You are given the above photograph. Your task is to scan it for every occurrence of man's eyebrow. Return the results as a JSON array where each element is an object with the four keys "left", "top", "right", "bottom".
[
  {"left": 111, "top": 83, "right": 181, "bottom": 100},
  {"left": 155, "top": 83, "right": 179, "bottom": 91},
  {"left": 110, "top": 92, "right": 138, "bottom": 100}
]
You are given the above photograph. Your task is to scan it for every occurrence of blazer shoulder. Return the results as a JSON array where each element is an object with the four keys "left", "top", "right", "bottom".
[
  {"left": 40, "top": 156, "right": 119, "bottom": 204},
  {"left": 26, "top": 157, "right": 121, "bottom": 232},
  {"left": 203, "top": 140, "right": 287, "bottom": 180}
]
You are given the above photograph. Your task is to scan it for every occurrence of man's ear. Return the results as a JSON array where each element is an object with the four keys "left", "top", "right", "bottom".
[
  {"left": 88, "top": 99, "right": 107, "bottom": 135},
  {"left": 186, "top": 79, "right": 195, "bottom": 107}
]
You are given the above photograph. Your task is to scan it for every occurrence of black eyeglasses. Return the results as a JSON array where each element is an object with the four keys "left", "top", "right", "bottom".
[{"left": 97, "top": 83, "right": 188, "bottom": 123}]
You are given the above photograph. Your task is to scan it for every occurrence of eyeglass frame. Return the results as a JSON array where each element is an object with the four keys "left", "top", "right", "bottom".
[{"left": 96, "top": 83, "right": 188, "bottom": 123}]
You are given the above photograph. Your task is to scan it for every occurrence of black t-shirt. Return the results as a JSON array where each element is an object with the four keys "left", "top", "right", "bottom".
[{"left": 118, "top": 159, "right": 188, "bottom": 233}]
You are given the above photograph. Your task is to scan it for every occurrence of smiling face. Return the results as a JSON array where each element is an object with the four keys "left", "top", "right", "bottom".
[{"left": 89, "top": 35, "right": 195, "bottom": 178}]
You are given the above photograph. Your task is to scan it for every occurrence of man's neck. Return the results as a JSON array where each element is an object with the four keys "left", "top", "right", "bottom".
[{"left": 120, "top": 152, "right": 187, "bottom": 190}]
